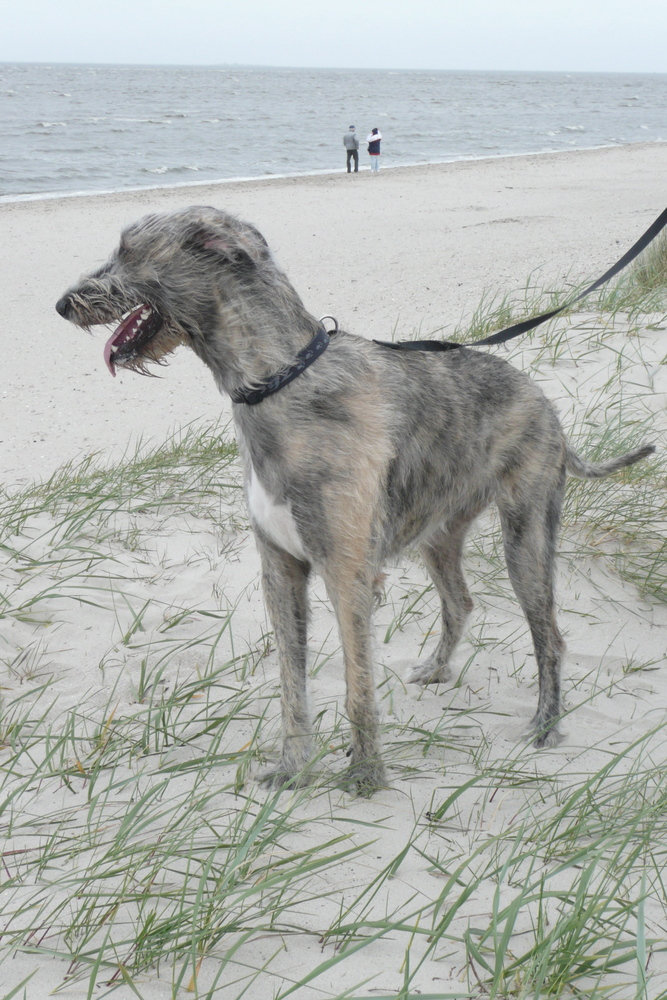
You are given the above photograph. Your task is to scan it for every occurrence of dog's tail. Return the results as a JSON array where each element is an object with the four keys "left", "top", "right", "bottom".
[{"left": 566, "top": 442, "right": 656, "bottom": 480}]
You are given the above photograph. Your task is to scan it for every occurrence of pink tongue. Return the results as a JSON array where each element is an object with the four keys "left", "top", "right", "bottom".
[{"left": 103, "top": 305, "right": 146, "bottom": 377}]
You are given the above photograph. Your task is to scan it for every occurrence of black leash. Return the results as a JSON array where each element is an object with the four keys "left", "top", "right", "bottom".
[
  {"left": 374, "top": 205, "right": 667, "bottom": 354},
  {"left": 233, "top": 208, "right": 667, "bottom": 405}
]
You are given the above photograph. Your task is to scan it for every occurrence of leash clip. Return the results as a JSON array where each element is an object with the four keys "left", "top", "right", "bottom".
[{"left": 319, "top": 314, "right": 339, "bottom": 335}]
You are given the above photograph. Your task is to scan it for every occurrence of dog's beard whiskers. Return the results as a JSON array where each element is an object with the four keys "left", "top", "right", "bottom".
[
  {"left": 121, "top": 355, "right": 163, "bottom": 378},
  {"left": 115, "top": 334, "right": 179, "bottom": 377}
]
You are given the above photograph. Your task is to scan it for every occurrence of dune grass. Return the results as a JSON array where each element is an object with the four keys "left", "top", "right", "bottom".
[
  {"left": 1, "top": 263, "right": 667, "bottom": 998},
  {"left": 405, "top": 226, "right": 667, "bottom": 349}
]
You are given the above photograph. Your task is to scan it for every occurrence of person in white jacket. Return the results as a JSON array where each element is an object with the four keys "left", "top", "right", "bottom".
[{"left": 367, "top": 128, "right": 382, "bottom": 172}]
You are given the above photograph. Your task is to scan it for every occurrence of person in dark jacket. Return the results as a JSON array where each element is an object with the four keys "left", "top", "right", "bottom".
[
  {"left": 343, "top": 125, "right": 359, "bottom": 172},
  {"left": 367, "top": 128, "right": 382, "bottom": 172}
]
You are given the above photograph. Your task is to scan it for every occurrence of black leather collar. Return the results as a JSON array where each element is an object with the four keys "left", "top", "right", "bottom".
[{"left": 231, "top": 325, "right": 331, "bottom": 406}]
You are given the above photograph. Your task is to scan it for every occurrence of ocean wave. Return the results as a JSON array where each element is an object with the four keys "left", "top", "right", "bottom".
[
  {"left": 114, "top": 118, "right": 174, "bottom": 124},
  {"left": 143, "top": 164, "right": 202, "bottom": 174},
  {"left": 543, "top": 126, "right": 586, "bottom": 135}
]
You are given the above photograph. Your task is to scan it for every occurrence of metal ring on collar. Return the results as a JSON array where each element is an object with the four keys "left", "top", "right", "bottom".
[{"left": 319, "top": 314, "right": 339, "bottom": 334}]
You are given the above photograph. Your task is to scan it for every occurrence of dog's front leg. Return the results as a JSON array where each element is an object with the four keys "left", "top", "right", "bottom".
[
  {"left": 326, "top": 571, "right": 386, "bottom": 796},
  {"left": 256, "top": 535, "right": 313, "bottom": 788}
]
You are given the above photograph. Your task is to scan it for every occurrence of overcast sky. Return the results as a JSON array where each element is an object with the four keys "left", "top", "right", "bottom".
[{"left": 2, "top": 0, "right": 666, "bottom": 74}]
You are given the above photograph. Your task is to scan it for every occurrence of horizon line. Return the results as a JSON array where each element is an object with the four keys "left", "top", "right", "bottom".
[{"left": 2, "top": 59, "right": 667, "bottom": 76}]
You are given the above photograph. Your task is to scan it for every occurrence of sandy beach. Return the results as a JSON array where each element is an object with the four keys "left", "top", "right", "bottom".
[{"left": 1, "top": 144, "right": 667, "bottom": 999}]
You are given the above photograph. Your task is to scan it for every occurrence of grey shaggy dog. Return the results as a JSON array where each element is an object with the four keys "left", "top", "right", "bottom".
[{"left": 56, "top": 205, "right": 655, "bottom": 795}]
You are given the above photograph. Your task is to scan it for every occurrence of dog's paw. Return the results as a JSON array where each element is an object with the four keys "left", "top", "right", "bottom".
[
  {"left": 258, "top": 766, "right": 312, "bottom": 791},
  {"left": 523, "top": 725, "right": 564, "bottom": 750},
  {"left": 407, "top": 659, "right": 452, "bottom": 686},
  {"left": 532, "top": 728, "right": 564, "bottom": 750},
  {"left": 344, "top": 759, "right": 388, "bottom": 798}
]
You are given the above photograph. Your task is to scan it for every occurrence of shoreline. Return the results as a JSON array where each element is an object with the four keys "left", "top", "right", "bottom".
[{"left": 2, "top": 139, "right": 665, "bottom": 206}]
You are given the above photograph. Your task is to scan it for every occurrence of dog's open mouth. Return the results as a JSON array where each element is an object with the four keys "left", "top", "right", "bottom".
[{"left": 103, "top": 304, "right": 164, "bottom": 376}]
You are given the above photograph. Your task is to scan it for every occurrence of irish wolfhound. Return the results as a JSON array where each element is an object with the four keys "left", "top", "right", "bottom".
[{"left": 56, "top": 206, "right": 654, "bottom": 794}]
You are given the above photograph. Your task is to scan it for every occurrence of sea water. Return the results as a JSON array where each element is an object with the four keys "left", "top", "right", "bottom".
[{"left": 1, "top": 62, "right": 665, "bottom": 199}]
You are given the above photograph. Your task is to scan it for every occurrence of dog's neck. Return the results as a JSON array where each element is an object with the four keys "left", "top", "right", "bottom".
[{"left": 194, "top": 295, "right": 321, "bottom": 399}]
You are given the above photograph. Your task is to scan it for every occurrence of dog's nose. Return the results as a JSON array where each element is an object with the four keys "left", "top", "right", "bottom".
[{"left": 55, "top": 295, "right": 71, "bottom": 318}]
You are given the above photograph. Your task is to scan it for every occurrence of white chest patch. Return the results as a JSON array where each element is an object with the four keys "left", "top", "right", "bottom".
[{"left": 246, "top": 466, "right": 307, "bottom": 561}]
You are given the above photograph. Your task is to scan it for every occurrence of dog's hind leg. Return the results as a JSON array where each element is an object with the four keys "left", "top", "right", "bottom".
[
  {"left": 497, "top": 477, "right": 566, "bottom": 748},
  {"left": 325, "top": 567, "right": 386, "bottom": 796},
  {"left": 408, "top": 510, "right": 479, "bottom": 686},
  {"left": 256, "top": 537, "right": 313, "bottom": 788}
]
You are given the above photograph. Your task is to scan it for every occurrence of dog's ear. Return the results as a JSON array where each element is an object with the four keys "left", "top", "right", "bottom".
[
  {"left": 201, "top": 235, "right": 233, "bottom": 252},
  {"left": 184, "top": 221, "right": 266, "bottom": 272},
  {"left": 182, "top": 223, "right": 236, "bottom": 256}
]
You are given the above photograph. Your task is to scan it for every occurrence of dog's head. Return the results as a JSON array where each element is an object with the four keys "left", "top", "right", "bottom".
[{"left": 55, "top": 206, "right": 272, "bottom": 377}]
